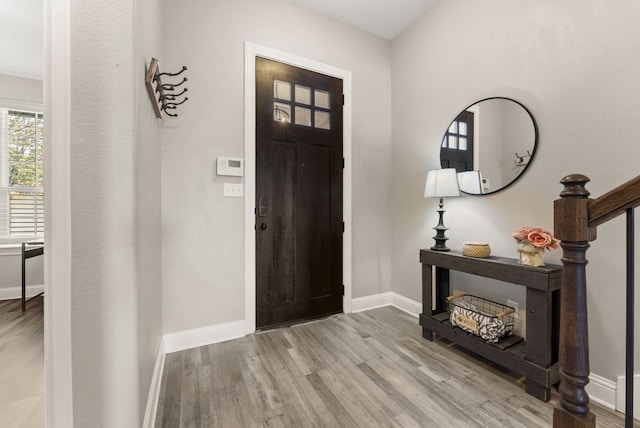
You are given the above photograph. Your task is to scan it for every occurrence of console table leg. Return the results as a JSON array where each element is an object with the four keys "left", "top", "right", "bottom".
[
  {"left": 526, "top": 380, "right": 552, "bottom": 402},
  {"left": 422, "top": 327, "right": 437, "bottom": 341}
]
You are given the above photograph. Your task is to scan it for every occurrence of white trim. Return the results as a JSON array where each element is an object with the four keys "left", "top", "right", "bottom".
[
  {"left": 584, "top": 372, "right": 617, "bottom": 411},
  {"left": 243, "top": 42, "right": 353, "bottom": 334},
  {"left": 142, "top": 339, "right": 166, "bottom": 428},
  {"left": 163, "top": 320, "right": 246, "bottom": 354},
  {"left": 352, "top": 292, "right": 394, "bottom": 313},
  {"left": 616, "top": 373, "right": 640, "bottom": 419},
  {"left": 390, "top": 293, "right": 421, "bottom": 317},
  {"left": 45, "top": 0, "right": 75, "bottom": 425},
  {"left": 352, "top": 292, "right": 421, "bottom": 317},
  {"left": 0, "top": 284, "right": 44, "bottom": 301}
]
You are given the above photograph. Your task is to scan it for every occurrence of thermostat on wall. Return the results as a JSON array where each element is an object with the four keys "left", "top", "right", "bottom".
[{"left": 216, "top": 157, "right": 244, "bottom": 177}]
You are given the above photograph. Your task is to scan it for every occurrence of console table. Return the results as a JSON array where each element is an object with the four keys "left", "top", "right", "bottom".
[{"left": 419, "top": 248, "right": 562, "bottom": 401}]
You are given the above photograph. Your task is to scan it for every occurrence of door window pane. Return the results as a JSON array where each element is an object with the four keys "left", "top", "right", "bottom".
[
  {"left": 448, "top": 135, "right": 457, "bottom": 149},
  {"left": 295, "top": 107, "right": 311, "bottom": 126},
  {"left": 459, "top": 137, "right": 467, "bottom": 150},
  {"left": 315, "top": 111, "right": 330, "bottom": 130},
  {"left": 274, "top": 102, "right": 291, "bottom": 123},
  {"left": 459, "top": 122, "right": 467, "bottom": 136},
  {"left": 295, "top": 85, "right": 311, "bottom": 105},
  {"left": 315, "top": 90, "right": 330, "bottom": 109},
  {"left": 274, "top": 80, "right": 291, "bottom": 101}
]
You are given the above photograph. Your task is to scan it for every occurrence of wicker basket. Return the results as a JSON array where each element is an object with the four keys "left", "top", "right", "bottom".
[
  {"left": 462, "top": 242, "right": 491, "bottom": 258},
  {"left": 446, "top": 294, "right": 515, "bottom": 343}
]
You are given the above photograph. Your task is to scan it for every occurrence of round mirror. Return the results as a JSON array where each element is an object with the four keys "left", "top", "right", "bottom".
[{"left": 440, "top": 97, "right": 538, "bottom": 195}]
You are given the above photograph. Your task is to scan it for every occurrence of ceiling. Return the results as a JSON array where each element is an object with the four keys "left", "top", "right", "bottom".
[
  {"left": 0, "top": 0, "right": 433, "bottom": 81},
  {"left": 286, "top": 0, "right": 436, "bottom": 40},
  {"left": 0, "top": 0, "right": 43, "bottom": 80}
]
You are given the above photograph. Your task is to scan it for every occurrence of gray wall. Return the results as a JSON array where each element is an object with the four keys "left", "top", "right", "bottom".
[
  {"left": 69, "top": 0, "right": 163, "bottom": 425},
  {"left": 391, "top": 0, "right": 640, "bottom": 383},
  {"left": 135, "top": 0, "right": 164, "bottom": 422},
  {"left": 160, "top": 0, "right": 393, "bottom": 333}
]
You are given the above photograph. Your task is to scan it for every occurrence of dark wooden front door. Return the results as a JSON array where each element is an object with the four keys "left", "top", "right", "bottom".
[
  {"left": 255, "top": 57, "right": 343, "bottom": 330},
  {"left": 440, "top": 110, "right": 474, "bottom": 172}
]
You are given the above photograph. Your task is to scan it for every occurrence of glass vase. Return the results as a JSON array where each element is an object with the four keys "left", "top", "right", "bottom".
[{"left": 518, "top": 242, "right": 545, "bottom": 267}]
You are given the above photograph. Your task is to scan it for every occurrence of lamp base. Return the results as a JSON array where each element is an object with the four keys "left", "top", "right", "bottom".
[
  {"left": 431, "top": 198, "right": 451, "bottom": 252},
  {"left": 431, "top": 225, "right": 451, "bottom": 252},
  {"left": 431, "top": 246, "right": 451, "bottom": 252},
  {"left": 431, "top": 241, "right": 451, "bottom": 252}
]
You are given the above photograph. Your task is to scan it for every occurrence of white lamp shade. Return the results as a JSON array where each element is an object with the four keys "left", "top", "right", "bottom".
[
  {"left": 457, "top": 170, "right": 484, "bottom": 194},
  {"left": 424, "top": 168, "right": 461, "bottom": 198}
]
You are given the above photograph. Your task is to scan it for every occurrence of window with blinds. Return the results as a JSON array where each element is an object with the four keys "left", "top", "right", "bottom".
[{"left": 0, "top": 108, "right": 44, "bottom": 238}]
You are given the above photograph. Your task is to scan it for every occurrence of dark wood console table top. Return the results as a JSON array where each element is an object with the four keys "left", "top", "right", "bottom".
[{"left": 419, "top": 248, "right": 562, "bottom": 401}]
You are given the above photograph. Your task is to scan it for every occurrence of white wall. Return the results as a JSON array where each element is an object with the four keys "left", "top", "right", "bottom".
[
  {"left": 69, "top": 0, "right": 163, "bottom": 425},
  {"left": 391, "top": 0, "right": 640, "bottom": 384},
  {"left": 161, "top": 0, "right": 393, "bottom": 333}
]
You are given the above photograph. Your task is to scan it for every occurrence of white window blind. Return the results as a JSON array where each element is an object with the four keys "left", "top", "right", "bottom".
[{"left": 0, "top": 108, "right": 44, "bottom": 239}]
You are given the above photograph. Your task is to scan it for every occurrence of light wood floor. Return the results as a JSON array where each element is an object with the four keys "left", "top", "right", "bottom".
[
  {"left": 0, "top": 297, "right": 44, "bottom": 428},
  {"left": 156, "top": 306, "right": 635, "bottom": 428}
]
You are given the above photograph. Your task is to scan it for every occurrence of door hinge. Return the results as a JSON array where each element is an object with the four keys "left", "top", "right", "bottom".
[
  {"left": 342, "top": 222, "right": 345, "bottom": 232},
  {"left": 342, "top": 94, "right": 345, "bottom": 105},
  {"left": 342, "top": 157, "right": 345, "bottom": 169},
  {"left": 342, "top": 284, "right": 345, "bottom": 295}
]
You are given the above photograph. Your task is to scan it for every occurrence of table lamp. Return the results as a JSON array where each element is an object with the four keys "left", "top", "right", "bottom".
[{"left": 424, "top": 168, "right": 460, "bottom": 251}]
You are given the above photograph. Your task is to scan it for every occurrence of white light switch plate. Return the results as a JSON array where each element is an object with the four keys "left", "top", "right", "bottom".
[
  {"left": 223, "top": 183, "right": 243, "bottom": 197},
  {"left": 507, "top": 300, "right": 519, "bottom": 319}
]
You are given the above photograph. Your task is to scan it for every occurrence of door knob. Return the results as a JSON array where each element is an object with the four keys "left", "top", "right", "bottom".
[{"left": 260, "top": 223, "right": 267, "bottom": 230}]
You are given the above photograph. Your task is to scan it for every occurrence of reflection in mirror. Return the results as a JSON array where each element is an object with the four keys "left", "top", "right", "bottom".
[
  {"left": 457, "top": 170, "right": 483, "bottom": 194},
  {"left": 440, "top": 97, "right": 538, "bottom": 195}
]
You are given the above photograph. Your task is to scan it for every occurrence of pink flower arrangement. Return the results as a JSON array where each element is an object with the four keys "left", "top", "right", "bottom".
[{"left": 512, "top": 227, "right": 559, "bottom": 250}]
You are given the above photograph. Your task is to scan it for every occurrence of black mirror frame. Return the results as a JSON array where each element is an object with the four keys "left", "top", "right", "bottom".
[{"left": 440, "top": 96, "right": 539, "bottom": 196}]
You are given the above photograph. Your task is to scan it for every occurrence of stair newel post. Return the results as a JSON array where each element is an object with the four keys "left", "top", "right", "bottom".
[{"left": 553, "top": 174, "right": 597, "bottom": 428}]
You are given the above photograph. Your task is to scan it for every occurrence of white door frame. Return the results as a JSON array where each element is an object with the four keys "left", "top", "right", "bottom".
[
  {"left": 243, "top": 42, "right": 352, "bottom": 334},
  {"left": 45, "top": 0, "right": 75, "bottom": 426}
]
